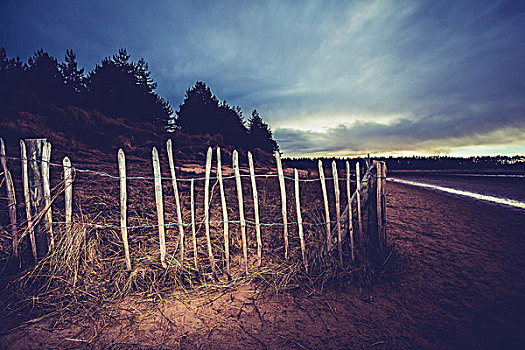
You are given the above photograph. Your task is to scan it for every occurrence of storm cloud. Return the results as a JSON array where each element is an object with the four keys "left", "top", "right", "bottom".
[{"left": 1, "top": 0, "right": 524, "bottom": 156}]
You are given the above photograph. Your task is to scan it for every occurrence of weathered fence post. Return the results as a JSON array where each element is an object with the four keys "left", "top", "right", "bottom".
[
  {"left": 20, "top": 140, "right": 37, "bottom": 260},
  {"left": 294, "top": 169, "right": 308, "bottom": 273},
  {"left": 216, "top": 147, "right": 230, "bottom": 279},
  {"left": 152, "top": 147, "right": 167, "bottom": 268},
  {"left": 248, "top": 152, "right": 262, "bottom": 267},
  {"left": 118, "top": 149, "right": 132, "bottom": 271},
  {"left": 355, "top": 162, "right": 363, "bottom": 244},
  {"left": 166, "top": 139, "right": 185, "bottom": 270},
  {"left": 346, "top": 161, "right": 355, "bottom": 262},
  {"left": 274, "top": 151, "right": 289, "bottom": 260},
  {"left": 318, "top": 160, "right": 331, "bottom": 251},
  {"left": 233, "top": 150, "right": 248, "bottom": 274},
  {"left": 1, "top": 138, "right": 19, "bottom": 256},
  {"left": 376, "top": 162, "right": 383, "bottom": 255},
  {"left": 27, "top": 139, "right": 50, "bottom": 258},
  {"left": 41, "top": 141, "right": 53, "bottom": 250},
  {"left": 63, "top": 156, "right": 73, "bottom": 226},
  {"left": 204, "top": 147, "right": 217, "bottom": 277},
  {"left": 190, "top": 179, "right": 198, "bottom": 270},
  {"left": 332, "top": 161, "right": 342, "bottom": 266},
  {"left": 380, "top": 161, "right": 387, "bottom": 252}
]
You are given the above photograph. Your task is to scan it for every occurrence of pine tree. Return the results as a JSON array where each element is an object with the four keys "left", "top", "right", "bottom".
[
  {"left": 87, "top": 49, "right": 172, "bottom": 124},
  {"left": 60, "top": 49, "right": 85, "bottom": 93},
  {"left": 247, "top": 109, "right": 279, "bottom": 153}
]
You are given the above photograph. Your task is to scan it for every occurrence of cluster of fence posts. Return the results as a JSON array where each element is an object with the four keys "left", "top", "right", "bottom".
[{"left": 1, "top": 136, "right": 388, "bottom": 277}]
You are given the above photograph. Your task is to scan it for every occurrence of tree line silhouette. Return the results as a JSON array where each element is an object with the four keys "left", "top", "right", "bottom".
[
  {"left": 0, "top": 47, "right": 279, "bottom": 153},
  {"left": 285, "top": 155, "right": 525, "bottom": 171}
]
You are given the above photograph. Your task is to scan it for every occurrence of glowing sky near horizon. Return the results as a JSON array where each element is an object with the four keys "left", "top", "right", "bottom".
[{"left": 1, "top": 0, "right": 524, "bottom": 157}]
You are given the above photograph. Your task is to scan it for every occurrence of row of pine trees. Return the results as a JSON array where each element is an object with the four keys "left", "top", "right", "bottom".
[{"left": 0, "top": 47, "right": 279, "bottom": 153}]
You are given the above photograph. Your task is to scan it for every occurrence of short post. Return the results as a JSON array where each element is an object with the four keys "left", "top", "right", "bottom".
[
  {"left": 274, "top": 151, "right": 289, "bottom": 260},
  {"left": 248, "top": 152, "right": 262, "bottom": 267},
  {"left": 118, "top": 149, "right": 132, "bottom": 271},
  {"left": 152, "top": 147, "right": 167, "bottom": 268},
  {"left": 294, "top": 169, "right": 308, "bottom": 273},
  {"left": 63, "top": 157, "right": 73, "bottom": 225},
  {"left": 233, "top": 150, "right": 248, "bottom": 275},
  {"left": 190, "top": 179, "right": 198, "bottom": 270},
  {"left": 318, "top": 160, "right": 331, "bottom": 251},
  {"left": 166, "top": 139, "right": 185, "bottom": 270},
  {"left": 21, "top": 140, "right": 37, "bottom": 261},
  {"left": 346, "top": 161, "right": 355, "bottom": 262},
  {"left": 41, "top": 141, "right": 54, "bottom": 250},
  {"left": 1, "top": 138, "right": 19, "bottom": 256},
  {"left": 332, "top": 161, "right": 342, "bottom": 266},
  {"left": 217, "top": 148, "right": 230, "bottom": 279},
  {"left": 204, "top": 147, "right": 216, "bottom": 277}
]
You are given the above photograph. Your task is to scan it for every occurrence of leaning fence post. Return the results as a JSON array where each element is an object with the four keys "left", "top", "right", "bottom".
[
  {"left": 166, "top": 139, "right": 185, "bottom": 270},
  {"left": 355, "top": 162, "right": 363, "bottom": 244},
  {"left": 274, "top": 152, "right": 289, "bottom": 260},
  {"left": 216, "top": 147, "right": 230, "bottom": 279},
  {"left": 294, "top": 169, "right": 308, "bottom": 273},
  {"left": 318, "top": 160, "right": 331, "bottom": 251},
  {"left": 332, "top": 161, "right": 342, "bottom": 266},
  {"left": 1, "top": 138, "right": 19, "bottom": 256},
  {"left": 204, "top": 147, "right": 217, "bottom": 277},
  {"left": 63, "top": 157, "right": 73, "bottom": 226},
  {"left": 248, "top": 152, "right": 262, "bottom": 267},
  {"left": 152, "top": 147, "right": 167, "bottom": 268},
  {"left": 233, "top": 150, "right": 248, "bottom": 275},
  {"left": 21, "top": 140, "right": 37, "bottom": 261},
  {"left": 41, "top": 141, "right": 54, "bottom": 250},
  {"left": 190, "top": 179, "right": 198, "bottom": 271},
  {"left": 118, "top": 149, "right": 132, "bottom": 271},
  {"left": 346, "top": 161, "right": 355, "bottom": 262}
]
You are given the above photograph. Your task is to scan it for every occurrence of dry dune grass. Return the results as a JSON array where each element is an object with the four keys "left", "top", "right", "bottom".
[{"left": 1, "top": 151, "right": 383, "bottom": 330}]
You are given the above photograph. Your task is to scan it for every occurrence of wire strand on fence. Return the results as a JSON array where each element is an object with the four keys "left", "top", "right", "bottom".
[{"left": 4, "top": 156, "right": 368, "bottom": 183}]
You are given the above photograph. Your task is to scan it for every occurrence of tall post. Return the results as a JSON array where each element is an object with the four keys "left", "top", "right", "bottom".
[
  {"left": 332, "top": 161, "right": 342, "bottom": 266},
  {"left": 294, "top": 169, "right": 308, "bottom": 273},
  {"left": 318, "top": 160, "right": 331, "bottom": 251},
  {"left": 274, "top": 152, "right": 289, "bottom": 260},
  {"left": 346, "top": 161, "right": 355, "bottom": 262},
  {"left": 26, "top": 139, "right": 48, "bottom": 258},
  {"left": 166, "top": 139, "right": 185, "bottom": 270},
  {"left": 248, "top": 152, "right": 262, "bottom": 267},
  {"left": 118, "top": 149, "right": 132, "bottom": 271},
  {"left": 217, "top": 147, "right": 230, "bottom": 279},
  {"left": 41, "top": 141, "right": 53, "bottom": 250},
  {"left": 190, "top": 179, "right": 198, "bottom": 271},
  {"left": 380, "top": 161, "right": 387, "bottom": 252},
  {"left": 1, "top": 138, "right": 18, "bottom": 256},
  {"left": 152, "top": 147, "right": 167, "bottom": 268},
  {"left": 21, "top": 141, "right": 36, "bottom": 260},
  {"left": 376, "top": 162, "right": 383, "bottom": 255},
  {"left": 204, "top": 147, "right": 216, "bottom": 277},
  {"left": 355, "top": 162, "right": 363, "bottom": 245},
  {"left": 233, "top": 150, "right": 248, "bottom": 275}
]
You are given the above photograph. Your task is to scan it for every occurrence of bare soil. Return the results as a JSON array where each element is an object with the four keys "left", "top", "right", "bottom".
[{"left": 1, "top": 182, "right": 524, "bottom": 349}]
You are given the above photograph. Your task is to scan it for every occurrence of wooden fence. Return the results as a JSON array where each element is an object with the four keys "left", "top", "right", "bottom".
[{"left": 0, "top": 137, "right": 388, "bottom": 278}]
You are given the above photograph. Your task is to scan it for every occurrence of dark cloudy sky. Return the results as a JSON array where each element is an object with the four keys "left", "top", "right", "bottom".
[{"left": 2, "top": 0, "right": 524, "bottom": 157}]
